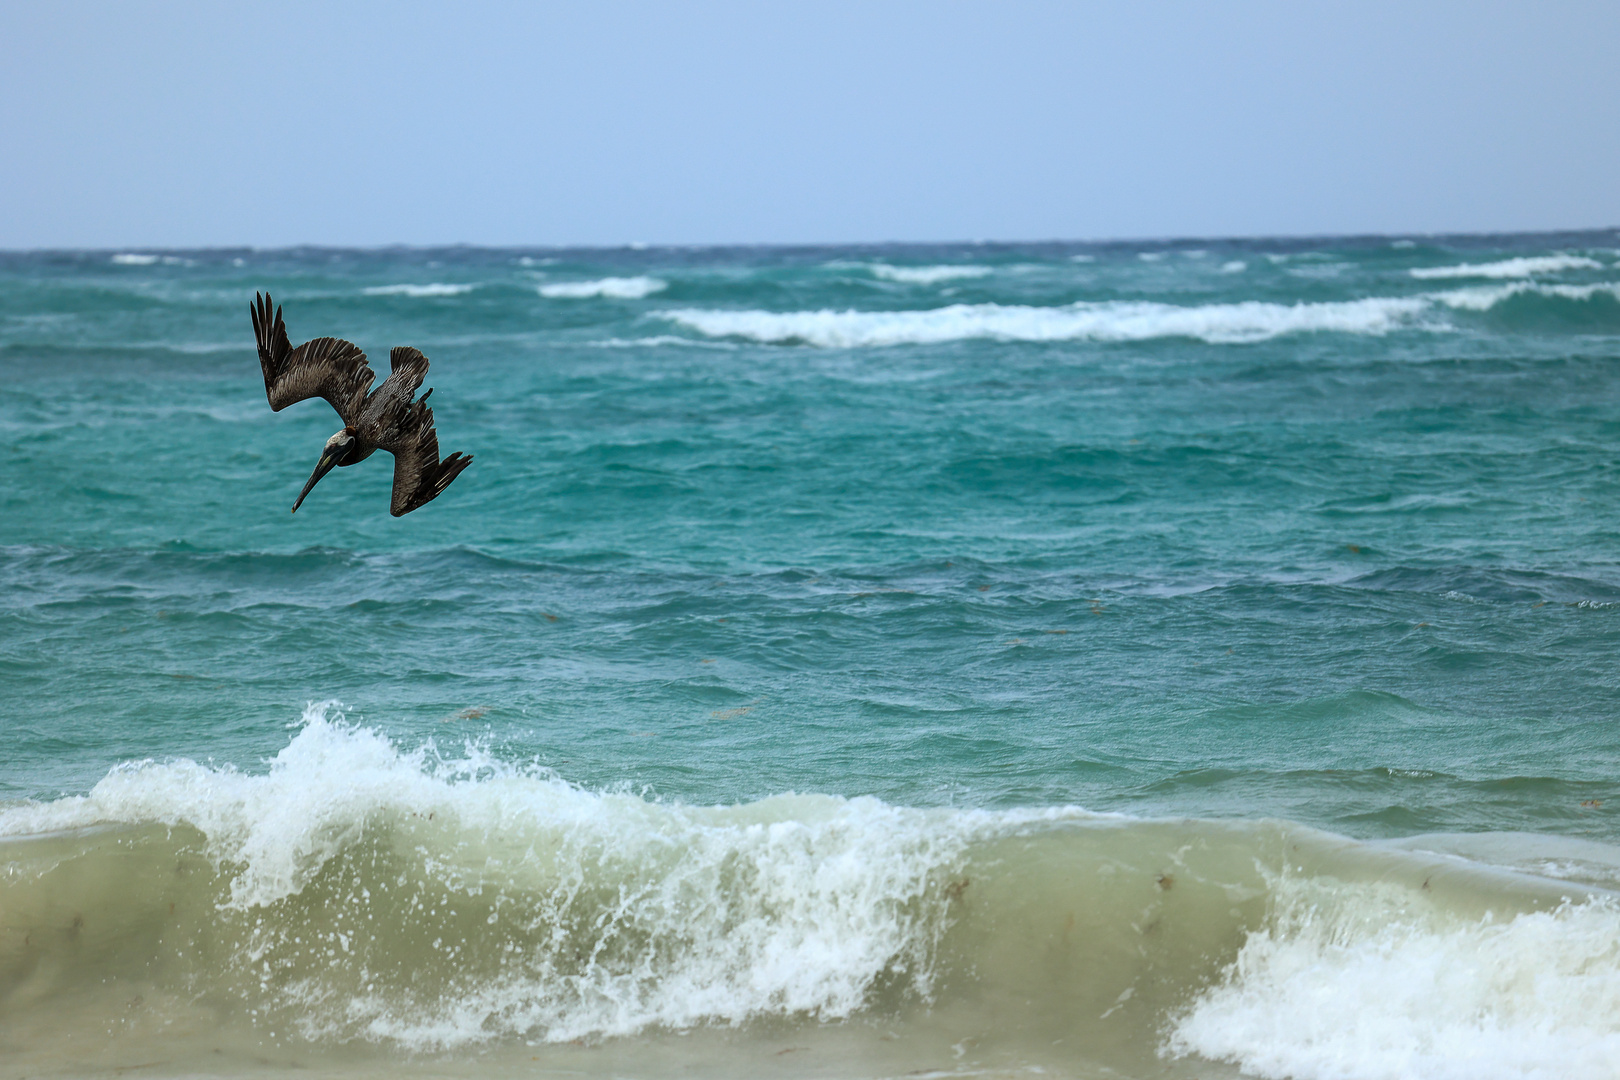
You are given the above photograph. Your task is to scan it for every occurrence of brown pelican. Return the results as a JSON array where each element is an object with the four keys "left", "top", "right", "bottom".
[{"left": 250, "top": 292, "right": 473, "bottom": 516}]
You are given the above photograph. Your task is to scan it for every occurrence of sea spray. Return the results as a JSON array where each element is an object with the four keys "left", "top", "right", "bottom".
[{"left": 4, "top": 712, "right": 1617, "bottom": 1077}]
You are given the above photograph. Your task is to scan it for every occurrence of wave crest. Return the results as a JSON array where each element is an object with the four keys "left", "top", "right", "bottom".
[
  {"left": 1169, "top": 878, "right": 1620, "bottom": 1080},
  {"left": 658, "top": 297, "right": 1433, "bottom": 347},
  {"left": 539, "top": 277, "right": 667, "bottom": 299},
  {"left": 0, "top": 705, "right": 977, "bottom": 1047},
  {"left": 5, "top": 709, "right": 1618, "bottom": 1073},
  {"left": 1410, "top": 254, "right": 1603, "bottom": 280},
  {"left": 868, "top": 264, "right": 993, "bottom": 284},
  {"left": 362, "top": 283, "right": 476, "bottom": 297}
]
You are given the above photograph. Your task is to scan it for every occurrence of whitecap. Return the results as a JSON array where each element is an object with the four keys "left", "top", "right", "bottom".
[
  {"left": 584, "top": 335, "right": 738, "bottom": 350},
  {"left": 0, "top": 704, "right": 999, "bottom": 1048},
  {"left": 1168, "top": 877, "right": 1620, "bottom": 1080},
  {"left": 1431, "top": 281, "right": 1620, "bottom": 311},
  {"left": 868, "top": 264, "right": 992, "bottom": 285},
  {"left": 539, "top": 276, "right": 667, "bottom": 299},
  {"left": 110, "top": 252, "right": 191, "bottom": 266},
  {"left": 657, "top": 296, "right": 1434, "bottom": 347},
  {"left": 1410, "top": 254, "right": 1602, "bottom": 280},
  {"left": 362, "top": 283, "right": 476, "bottom": 297},
  {"left": 1220, "top": 261, "right": 1248, "bottom": 274}
]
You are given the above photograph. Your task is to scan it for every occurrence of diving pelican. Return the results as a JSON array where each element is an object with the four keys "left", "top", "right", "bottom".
[{"left": 249, "top": 292, "right": 472, "bottom": 516}]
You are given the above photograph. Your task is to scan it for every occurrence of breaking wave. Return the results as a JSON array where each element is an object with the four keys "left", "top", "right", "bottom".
[
  {"left": 657, "top": 297, "right": 1433, "bottom": 346},
  {"left": 1410, "top": 254, "right": 1603, "bottom": 280},
  {"left": 362, "top": 283, "right": 477, "bottom": 297},
  {"left": 110, "top": 253, "right": 190, "bottom": 266},
  {"left": 1169, "top": 880, "right": 1620, "bottom": 1080},
  {"left": 1430, "top": 280, "right": 1620, "bottom": 311},
  {"left": 539, "top": 276, "right": 667, "bottom": 299},
  {"left": 868, "top": 264, "right": 993, "bottom": 284},
  {"left": 2, "top": 704, "right": 1617, "bottom": 1079},
  {"left": 656, "top": 282, "right": 1620, "bottom": 347}
]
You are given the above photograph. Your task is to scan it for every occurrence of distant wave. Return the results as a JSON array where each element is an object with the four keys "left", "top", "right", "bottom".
[
  {"left": 110, "top": 253, "right": 189, "bottom": 266},
  {"left": 539, "top": 276, "right": 667, "bottom": 299},
  {"left": 657, "top": 282, "right": 1620, "bottom": 347},
  {"left": 362, "top": 283, "right": 476, "bottom": 297},
  {"left": 584, "top": 335, "right": 739, "bottom": 349},
  {"left": 869, "top": 264, "right": 993, "bottom": 284},
  {"left": 1410, "top": 254, "right": 1602, "bottom": 280},
  {"left": 1432, "top": 280, "right": 1620, "bottom": 311},
  {"left": 658, "top": 296, "right": 1433, "bottom": 347}
]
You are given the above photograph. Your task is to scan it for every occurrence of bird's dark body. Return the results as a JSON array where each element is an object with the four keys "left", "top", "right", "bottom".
[{"left": 250, "top": 292, "right": 472, "bottom": 516}]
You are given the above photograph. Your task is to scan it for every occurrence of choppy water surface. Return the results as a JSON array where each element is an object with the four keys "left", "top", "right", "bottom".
[{"left": 4, "top": 235, "right": 1620, "bottom": 1079}]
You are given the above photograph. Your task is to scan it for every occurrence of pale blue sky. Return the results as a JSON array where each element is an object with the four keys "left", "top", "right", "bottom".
[{"left": 4, "top": 1, "right": 1617, "bottom": 248}]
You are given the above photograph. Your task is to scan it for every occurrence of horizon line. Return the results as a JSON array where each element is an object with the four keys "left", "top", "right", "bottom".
[{"left": 4, "top": 225, "right": 1619, "bottom": 257}]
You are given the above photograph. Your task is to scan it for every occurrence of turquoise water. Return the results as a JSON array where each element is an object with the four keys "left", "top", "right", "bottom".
[{"left": 5, "top": 237, "right": 1620, "bottom": 1078}]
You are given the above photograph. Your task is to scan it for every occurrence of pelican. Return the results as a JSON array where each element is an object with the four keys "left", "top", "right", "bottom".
[{"left": 249, "top": 292, "right": 472, "bottom": 516}]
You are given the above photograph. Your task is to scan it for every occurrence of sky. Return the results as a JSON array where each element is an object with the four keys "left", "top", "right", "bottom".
[{"left": 3, "top": 1, "right": 1618, "bottom": 249}]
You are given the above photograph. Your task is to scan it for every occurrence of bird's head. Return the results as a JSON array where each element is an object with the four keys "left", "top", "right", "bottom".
[{"left": 292, "top": 428, "right": 357, "bottom": 513}]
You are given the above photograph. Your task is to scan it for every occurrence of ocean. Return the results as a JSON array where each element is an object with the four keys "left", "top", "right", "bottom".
[{"left": 3, "top": 235, "right": 1620, "bottom": 1079}]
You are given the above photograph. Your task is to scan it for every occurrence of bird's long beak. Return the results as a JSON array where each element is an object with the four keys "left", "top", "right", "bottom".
[{"left": 292, "top": 451, "right": 339, "bottom": 513}]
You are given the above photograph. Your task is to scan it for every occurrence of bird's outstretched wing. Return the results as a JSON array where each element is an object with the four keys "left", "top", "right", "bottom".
[
  {"left": 376, "top": 393, "right": 473, "bottom": 517},
  {"left": 251, "top": 292, "right": 375, "bottom": 425}
]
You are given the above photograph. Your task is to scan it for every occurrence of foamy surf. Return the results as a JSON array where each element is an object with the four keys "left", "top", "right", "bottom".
[
  {"left": 109, "top": 252, "right": 190, "bottom": 265},
  {"left": 867, "top": 264, "right": 993, "bottom": 284},
  {"left": 1168, "top": 881, "right": 1620, "bottom": 1080},
  {"left": 1430, "top": 280, "right": 1620, "bottom": 311},
  {"left": 1409, "top": 254, "right": 1603, "bottom": 279},
  {"left": 539, "top": 276, "right": 667, "bottom": 299},
  {"left": 657, "top": 282, "right": 1620, "bottom": 347},
  {"left": 362, "top": 283, "right": 478, "bottom": 297},
  {"left": 657, "top": 296, "right": 1435, "bottom": 346},
  {"left": 2, "top": 705, "right": 1616, "bottom": 1079}
]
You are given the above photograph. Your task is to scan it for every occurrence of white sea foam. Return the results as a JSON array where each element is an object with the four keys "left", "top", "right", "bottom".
[
  {"left": 1220, "top": 260, "right": 1248, "bottom": 274},
  {"left": 362, "top": 283, "right": 476, "bottom": 297},
  {"left": 658, "top": 296, "right": 1433, "bottom": 347},
  {"left": 658, "top": 280, "right": 1620, "bottom": 349},
  {"left": 1410, "top": 254, "right": 1602, "bottom": 280},
  {"left": 0, "top": 704, "right": 994, "bottom": 1048},
  {"left": 1168, "top": 876, "right": 1620, "bottom": 1080},
  {"left": 110, "top": 253, "right": 191, "bottom": 266},
  {"left": 584, "top": 335, "right": 739, "bottom": 350},
  {"left": 868, "top": 264, "right": 993, "bottom": 284},
  {"left": 1431, "top": 280, "right": 1620, "bottom": 311},
  {"left": 5, "top": 710, "right": 1617, "bottom": 1066},
  {"left": 539, "top": 276, "right": 666, "bottom": 299}
]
